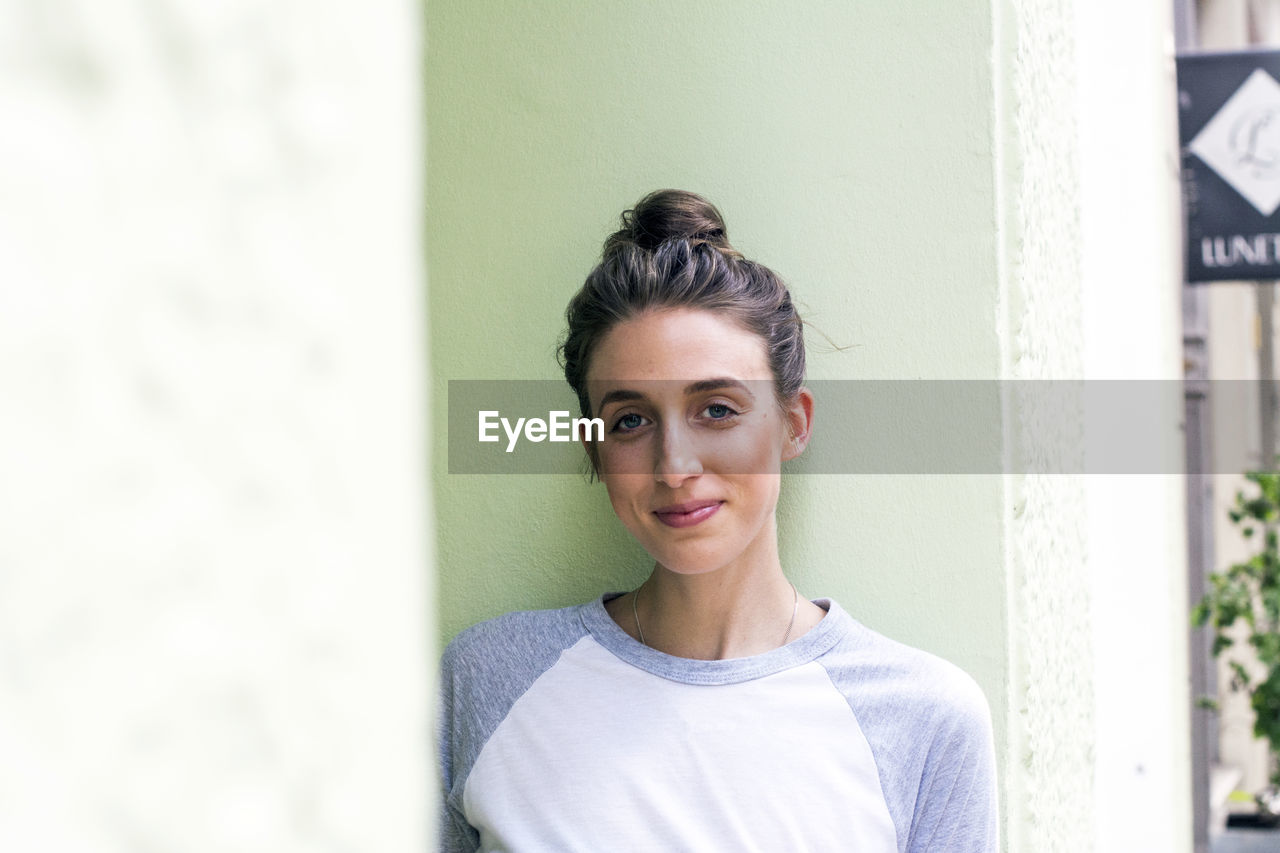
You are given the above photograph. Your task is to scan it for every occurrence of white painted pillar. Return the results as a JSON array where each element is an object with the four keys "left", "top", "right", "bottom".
[
  {"left": 1076, "top": 2, "right": 1193, "bottom": 851},
  {"left": 995, "top": 0, "right": 1191, "bottom": 849}
]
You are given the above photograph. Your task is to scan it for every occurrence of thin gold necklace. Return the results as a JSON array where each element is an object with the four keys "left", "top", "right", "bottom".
[{"left": 631, "top": 581, "right": 801, "bottom": 649}]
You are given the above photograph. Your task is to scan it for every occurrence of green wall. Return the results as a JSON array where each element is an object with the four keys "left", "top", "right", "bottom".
[{"left": 427, "top": 0, "right": 1007, "bottom": 734}]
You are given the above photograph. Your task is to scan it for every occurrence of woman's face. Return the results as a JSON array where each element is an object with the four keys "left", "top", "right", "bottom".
[{"left": 584, "top": 308, "right": 812, "bottom": 577}]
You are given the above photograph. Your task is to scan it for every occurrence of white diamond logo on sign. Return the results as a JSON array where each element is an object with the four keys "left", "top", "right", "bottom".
[{"left": 1190, "top": 68, "right": 1280, "bottom": 216}]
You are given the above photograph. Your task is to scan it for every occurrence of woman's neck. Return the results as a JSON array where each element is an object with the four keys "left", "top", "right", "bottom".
[{"left": 611, "top": 561, "right": 827, "bottom": 660}]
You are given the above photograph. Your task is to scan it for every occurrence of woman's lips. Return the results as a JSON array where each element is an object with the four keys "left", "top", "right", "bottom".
[{"left": 653, "top": 500, "right": 723, "bottom": 528}]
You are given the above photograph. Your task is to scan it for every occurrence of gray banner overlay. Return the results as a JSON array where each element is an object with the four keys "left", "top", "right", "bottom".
[{"left": 446, "top": 380, "right": 1265, "bottom": 475}]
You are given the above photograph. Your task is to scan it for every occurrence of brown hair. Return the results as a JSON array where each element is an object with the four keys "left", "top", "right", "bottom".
[{"left": 558, "top": 189, "right": 806, "bottom": 420}]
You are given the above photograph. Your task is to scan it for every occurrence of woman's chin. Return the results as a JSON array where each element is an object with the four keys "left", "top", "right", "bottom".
[{"left": 646, "top": 548, "right": 737, "bottom": 577}]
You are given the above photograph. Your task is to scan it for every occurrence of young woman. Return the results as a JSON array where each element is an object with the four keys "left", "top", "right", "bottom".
[{"left": 438, "top": 190, "right": 998, "bottom": 852}]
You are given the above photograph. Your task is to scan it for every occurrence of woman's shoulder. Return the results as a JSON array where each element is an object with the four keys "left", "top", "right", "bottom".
[
  {"left": 818, "top": 604, "right": 999, "bottom": 849},
  {"left": 818, "top": 604, "right": 993, "bottom": 734},
  {"left": 441, "top": 600, "right": 591, "bottom": 675},
  {"left": 437, "top": 601, "right": 598, "bottom": 820}
]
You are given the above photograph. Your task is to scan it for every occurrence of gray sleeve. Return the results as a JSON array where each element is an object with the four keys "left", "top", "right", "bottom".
[
  {"left": 818, "top": 629, "right": 999, "bottom": 853},
  {"left": 905, "top": 674, "right": 999, "bottom": 852},
  {"left": 436, "top": 606, "right": 590, "bottom": 853},
  {"left": 437, "top": 637, "right": 480, "bottom": 853}
]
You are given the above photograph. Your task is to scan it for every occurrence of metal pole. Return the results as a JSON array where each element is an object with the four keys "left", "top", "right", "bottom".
[
  {"left": 1259, "top": 281, "right": 1277, "bottom": 470},
  {"left": 1174, "top": 0, "right": 1197, "bottom": 47},
  {"left": 1177, "top": 2, "right": 1208, "bottom": 851}
]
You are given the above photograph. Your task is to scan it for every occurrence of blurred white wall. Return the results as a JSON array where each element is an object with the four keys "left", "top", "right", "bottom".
[{"left": 0, "top": 2, "right": 429, "bottom": 851}]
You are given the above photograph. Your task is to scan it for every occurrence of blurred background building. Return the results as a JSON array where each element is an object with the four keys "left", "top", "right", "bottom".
[{"left": 1187, "top": 2, "right": 1280, "bottom": 852}]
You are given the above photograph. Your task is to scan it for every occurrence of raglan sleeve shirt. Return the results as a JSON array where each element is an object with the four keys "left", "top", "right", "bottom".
[{"left": 437, "top": 596, "right": 998, "bottom": 853}]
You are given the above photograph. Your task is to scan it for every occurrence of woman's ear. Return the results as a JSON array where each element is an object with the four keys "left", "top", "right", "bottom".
[{"left": 781, "top": 387, "right": 815, "bottom": 462}]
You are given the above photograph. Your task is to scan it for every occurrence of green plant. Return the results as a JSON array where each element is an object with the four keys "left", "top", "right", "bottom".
[{"left": 1193, "top": 471, "right": 1280, "bottom": 792}]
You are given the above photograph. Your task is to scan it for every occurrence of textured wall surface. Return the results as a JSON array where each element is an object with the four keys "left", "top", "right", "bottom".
[
  {"left": 0, "top": 2, "right": 429, "bottom": 850},
  {"left": 993, "top": 0, "right": 1095, "bottom": 850}
]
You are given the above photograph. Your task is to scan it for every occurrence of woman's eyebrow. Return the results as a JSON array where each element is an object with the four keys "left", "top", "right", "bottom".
[
  {"left": 596, "top": 379, "right": 756, "bottom": 412},
  {"left": 597, "top": 388, "right": 645, "bottom": 410},
  {"left": 683, "top": 378, "right": 756, "bottom": 399}
]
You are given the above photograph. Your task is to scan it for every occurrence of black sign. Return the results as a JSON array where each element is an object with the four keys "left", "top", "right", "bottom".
[{"left": 1178, "top": 49, "right": 1280, "bottom": 282}]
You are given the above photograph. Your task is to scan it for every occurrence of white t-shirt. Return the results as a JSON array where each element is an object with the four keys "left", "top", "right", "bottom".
[{"left": 438, "top": 595, "right": 998, "bottom": 852}]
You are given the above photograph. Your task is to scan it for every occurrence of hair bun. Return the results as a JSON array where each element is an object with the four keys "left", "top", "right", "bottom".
[{"left": 605, "top": 189, "right": 738, "bottom": 256}]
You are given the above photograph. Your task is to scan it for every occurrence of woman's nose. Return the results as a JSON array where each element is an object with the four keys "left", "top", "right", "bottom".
[{"left": 654, "top": 424, "right": 703, "bottom": 487}]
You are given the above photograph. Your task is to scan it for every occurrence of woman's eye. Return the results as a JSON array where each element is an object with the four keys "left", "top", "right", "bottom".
[
  {"left": 703, "top": 403, "right": 737, "bottom": 420},
  {"left": 612, "top": 412, "right": 647, "bottom": 432}
]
